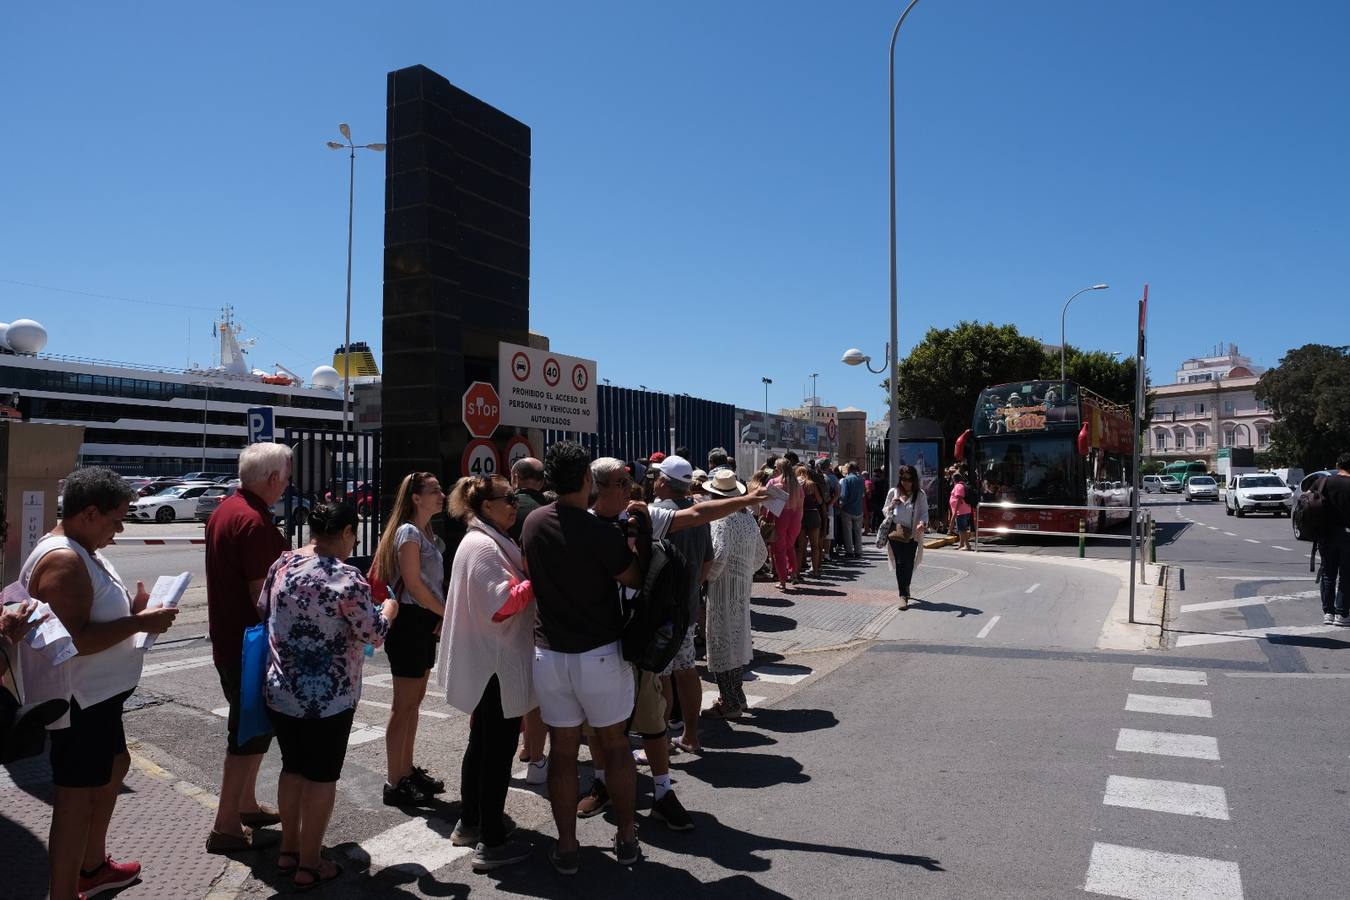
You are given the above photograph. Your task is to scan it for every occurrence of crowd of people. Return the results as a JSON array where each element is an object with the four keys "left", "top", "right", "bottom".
[{"left": 12, "top": 438, "right": 945, "bottom": 896}]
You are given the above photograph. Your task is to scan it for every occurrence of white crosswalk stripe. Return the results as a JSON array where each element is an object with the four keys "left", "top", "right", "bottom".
[
  {"left": 1179, "top": 590, "right": 1319, "bottom": 614},
  {"left": 355, "top": 816, "right": 472, "bottom": 873},
  {"left": 1115, "top": 728, "right": 1220, "bottom": 761},
  {"left": 1103, "top": 775, "right": 1230, "bottom": 820},
  {"left": 141, "top": 652, "right": 215, "bottom": 677},
  {"left": 1084, "top": 842, "right": 1244, "bottom": 899},
  {"left": 211, "top": 707, "right": 386, "bottom": 746},
  {"left": 1175, "top": 624, "right": 1339, "bottom": 648},
  {"left": 1125, "top": 693, "right": 1212, "bottom": 718},
  {"left": 747, "top": 663, "right": 812, "bottom": 685},
  {"left": 1132, "top": 666, "right": 1206, "bottom": 685}
]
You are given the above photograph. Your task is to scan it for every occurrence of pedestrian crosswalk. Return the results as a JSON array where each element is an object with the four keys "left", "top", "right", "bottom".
[{"left": 1083, "top": 666, "right": 1244, "bottom": 899}]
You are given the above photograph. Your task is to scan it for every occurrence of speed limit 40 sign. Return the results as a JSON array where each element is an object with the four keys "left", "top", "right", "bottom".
[{"left": 462, "top": 439, "right": 501, "bottom": 479}]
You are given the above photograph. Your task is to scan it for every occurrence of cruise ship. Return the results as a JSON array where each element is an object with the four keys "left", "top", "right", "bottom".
[{"left": 0, "top": 310, "right": 362, "bottom": 477}]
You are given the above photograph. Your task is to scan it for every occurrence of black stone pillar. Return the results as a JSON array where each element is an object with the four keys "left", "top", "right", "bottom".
[{"left": 382, "top": 65, "right": 530, "bottom": 508}]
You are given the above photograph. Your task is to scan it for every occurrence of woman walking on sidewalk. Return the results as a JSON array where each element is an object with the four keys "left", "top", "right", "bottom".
[
  {"left": 437, "top": 475, "right": 535, "bottom": 872},
  {"left": 949, "top": 475, "right": 974, "bottom": 551},
  {"left": 262, "top": 502, "right": 398, "bottom": 890},
  {"left": 884, "top": 465, "right": 929, "bottom": 610},
  {"left": 370, "top": 472, "right": 448, "bottom": 806}
]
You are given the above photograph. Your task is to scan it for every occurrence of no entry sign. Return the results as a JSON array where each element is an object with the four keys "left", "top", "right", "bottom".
[
  {"left": 497, "top": 341, "right": 598, "bottom": 433},
  {"left": 462, "top": 381, "right": 500, "bottom": 438}
]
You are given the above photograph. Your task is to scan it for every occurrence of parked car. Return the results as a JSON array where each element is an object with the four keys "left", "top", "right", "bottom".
[
  {"left": 1292, "top": 469, "right": 1337, "bottom": 540},
  {"left": 139, "top": 477, "right": 183, "bottom": 497},
  {"left": 272, "top": 485, "right": 310, "bottom": 526},
  {"left": 1225, "top": 473, "right": 1294, "bottom": 518},
  {"left": 179, "top": 471, "right": 231, "bottom": 483},
  {"left": 1184, "top": 475, "right": 1219, "bottom": 502},
  {"left": 1142, "top": 475, "right": 1181, "bottom": 494},
  {"left": 195, "top": 484, "right": 239, "bottom": 522},
  {"left": 126, "top": 482, "right": 220, "bottom": 523}
]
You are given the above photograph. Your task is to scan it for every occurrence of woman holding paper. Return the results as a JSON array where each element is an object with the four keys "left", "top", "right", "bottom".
[
  {"left": 766, "top": 457, "right": 803, "bottom": 590},
  {"left": 436, "top": 474, "right": 534, "bottom": 872},
  {"left": 262, "top": 501, "right": 397, "bottom": 890}
]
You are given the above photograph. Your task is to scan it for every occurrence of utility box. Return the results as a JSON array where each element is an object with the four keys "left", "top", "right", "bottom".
[{"left": 0, "top": 421, "right": 84, "bottom": 585}]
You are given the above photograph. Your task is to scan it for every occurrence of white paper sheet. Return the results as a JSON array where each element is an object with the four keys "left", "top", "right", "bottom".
[
  {"left": 764, "top": 484, "right": 789, "bottom": 518},
  {"left": 135, "top": 572, "right": 192, "bottom": 650}
]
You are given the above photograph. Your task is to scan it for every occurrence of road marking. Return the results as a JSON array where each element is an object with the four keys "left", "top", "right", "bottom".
[
  {"left": 1125, "top": 694, "right": 1212, "bottom": 718},
  {"left": 1024, "top": 583, "right": 1041, "bottom": 594},
  {"left": 1214, "top": 575, "right": 1316, "bottom": 581},
  {"left": 1226, "top": 672, "right": 1350, "bottom": 679},
  {"left": 964, "top": 559, "right": 1025, "bottom": 570},
  {"left": 749, "top": 664, "right": 812, "bottom": 685},
  {"left": 1223, "top": 532, "right": 1237, "bottom": 537},
  {"left": 1132, "top": 666, "right": 1207, "bottom": 686},
  {"left": 354, "top": 816, "right": 472, "bottom": 873},
  {"left": 1103, "top": 775, "right": 1230, "bottom": 820},
  {"left": 1272, "top": 545, "right": 1294, "bottom": 552},
  {"left": 141, "top": 653, "right": 215, "bottom": 677},
  {"left": 358, "top": 698, "right": 452, "bottom": 720},
  {"left": 976, "top": 616, "right": 1001, "bottom": 639},
  {"left": 211, "top": 706, "right": 386, "bottom": 746},
  {"left": 363, "top": 673, "right": 394, "bottom": 688},
  {"left": 1175, "top": 624, "right": 1341, "bottom": 648},
  {"left": 1243, "top": 538, "right": 1261, "bottom": 544},
  {"left": 1116, "top": 728, "right": 1220, "bottom": 761},
  {"left": 1084, "top": 842, "right": 1244, "bottom": 900},
  {"left": 701, "top": 691, "right": 766, "bottom": 710},
  {"left": 1207, "top": 526, "right": 1219, "bottom": 531},
  {"left": 1179, "top": 590, "right": 1319, "bottom": 613}
]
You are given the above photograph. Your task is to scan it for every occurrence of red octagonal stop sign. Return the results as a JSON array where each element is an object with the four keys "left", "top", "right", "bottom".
[{"left": 462, "top": 381, "right": 500, "bottom": 438}]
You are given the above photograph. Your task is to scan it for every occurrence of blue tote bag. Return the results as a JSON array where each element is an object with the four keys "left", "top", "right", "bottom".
[{"left": 237, "top": 621, "right": 272, "bottom": 744}]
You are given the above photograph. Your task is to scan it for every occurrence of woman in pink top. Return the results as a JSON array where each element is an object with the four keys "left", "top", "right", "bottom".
[
  {"left": 949, "top": 476, "right": 974, "bottom": 551},
  {"left": 766, "top": 458, "right": 804, "bottom": 590}
]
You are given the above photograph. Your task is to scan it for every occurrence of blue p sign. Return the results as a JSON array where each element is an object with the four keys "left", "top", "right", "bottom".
[{"left": 247, "top": 407, "right": 274, "bottom": 444}]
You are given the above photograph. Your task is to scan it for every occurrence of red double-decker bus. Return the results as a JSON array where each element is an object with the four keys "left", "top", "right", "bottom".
[{"left": 954, "top": 379, "right": 1135, "bottom": 535}]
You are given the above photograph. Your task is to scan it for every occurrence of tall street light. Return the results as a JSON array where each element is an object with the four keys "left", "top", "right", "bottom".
[
  {"left": 327, "top": 124, "right": 386, "bottom": 436},
  {"left": 1059, "top": 283, "right": 1110, "bottom": 384},
  {"left": 885, "top": 0, "right": 923, "bottom": 480},
  {"left": 761, "top": 376, "right": 773, "bottom": 422}
]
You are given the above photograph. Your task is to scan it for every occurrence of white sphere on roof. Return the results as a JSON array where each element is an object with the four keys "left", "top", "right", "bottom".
[
  {"left": 6, "top": 319, "right": 47, "bottom": 354},
  {"left": 0, "top": 322, "right": 9, "bottom": 350},
  {"left": 311, "top": 365, "right": 340, "bottom": 389}
]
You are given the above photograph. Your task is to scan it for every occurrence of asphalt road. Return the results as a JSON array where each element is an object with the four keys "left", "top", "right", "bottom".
[{"left": 59, "top": 497, "right": 1350, "bottom": 898}]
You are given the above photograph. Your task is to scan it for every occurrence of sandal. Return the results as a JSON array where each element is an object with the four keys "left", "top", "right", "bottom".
[
  {"left": 278, "top": 851, "right": 299, "bottom": 873},
  {"left": 701, "top": 702, "right": 743, "bottom": 721},
  {"left": 670, "top": 738, "right": 702, "bottom": 754},
  {"left": 292, "top": 861, "right": 343, "bottom": 892}
]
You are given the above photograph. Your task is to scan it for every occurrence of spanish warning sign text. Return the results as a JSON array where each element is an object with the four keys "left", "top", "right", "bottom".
[{"left": 498, "top": 341, "right": 598, "bottom": 433}]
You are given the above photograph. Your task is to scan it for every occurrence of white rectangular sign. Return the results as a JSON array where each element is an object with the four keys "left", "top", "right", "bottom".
[{"left": 498, "top": 341, "right": 598, "bottom": 433}]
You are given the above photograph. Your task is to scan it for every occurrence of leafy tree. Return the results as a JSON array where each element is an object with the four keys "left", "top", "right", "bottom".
[{"left": 1255, "top": 344, "right": 1350, "bottom": 471}]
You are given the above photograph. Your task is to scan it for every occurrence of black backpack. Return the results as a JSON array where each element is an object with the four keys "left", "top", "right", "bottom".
[
  {"left": 621, "top": 538, "right": 691, "bottom": 673},
  {"left": 1294, "top": 477, "right": 1335, "bottom": 543}
]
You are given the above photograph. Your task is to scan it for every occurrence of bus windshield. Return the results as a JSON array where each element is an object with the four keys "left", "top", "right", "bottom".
[
  {"left": 974, "top": 380, "right": 1080, "bottom": 436},
  {"left": 974, "top": 436, "right": 1079, "bottom": 506}
]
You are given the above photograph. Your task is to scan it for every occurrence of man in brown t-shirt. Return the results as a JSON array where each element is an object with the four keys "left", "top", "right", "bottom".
[{"left": 204, "top": 442, "right": 291, "bottom": 852}]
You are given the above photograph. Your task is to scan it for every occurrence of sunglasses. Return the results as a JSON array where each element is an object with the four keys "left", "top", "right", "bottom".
[{"left": 489, "top": 491, "right": 520, "bottom": 506}]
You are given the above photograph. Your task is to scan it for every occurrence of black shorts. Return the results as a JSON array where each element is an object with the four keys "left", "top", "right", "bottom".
[
  {"left": 384, "top": 603, "right": 440, "bottom": 678},
  {"left": 49, "top": 689, "right": 133, "bottom": 788},
  {"left": 267, "top": 707, "right": 355, "bottom": 783},
  {"left": 217, "top": 664, "right": 275, "bottom": 756},
  {"left": 802, "top": 509, "right": 821, "bottom": 531}
]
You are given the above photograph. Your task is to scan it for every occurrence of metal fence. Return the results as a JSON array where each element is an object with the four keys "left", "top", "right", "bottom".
[
  {"left": 282, "top": 427, "right": 382, "bottom": 567},
  {"left": 544, "top": 386, "right": 735, "bottom": 466}
]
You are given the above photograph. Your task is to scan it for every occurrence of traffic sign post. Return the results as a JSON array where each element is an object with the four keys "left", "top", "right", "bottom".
[
  {"left": 246, "top": 406, "right": 274, "bottom": 444},
  {"left": 462, "top": 439, "right": 502, "bottom": 479},
  {"left": 462, "top": 382, "right": 501, "bottom": 439}
]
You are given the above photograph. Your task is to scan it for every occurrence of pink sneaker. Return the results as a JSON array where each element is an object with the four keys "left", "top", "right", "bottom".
[{"left": 78, "top": 856, "right": 142, "bottom": 897}]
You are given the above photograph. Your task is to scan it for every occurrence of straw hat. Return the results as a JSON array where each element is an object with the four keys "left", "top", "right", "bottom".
[{"left": 701, "top": 467, "right": 746, "bottom": 497}]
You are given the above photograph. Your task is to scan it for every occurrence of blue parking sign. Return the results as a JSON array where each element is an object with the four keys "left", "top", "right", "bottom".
[{"left": 247, "top": 407, "right": 274, "bottom": 444}]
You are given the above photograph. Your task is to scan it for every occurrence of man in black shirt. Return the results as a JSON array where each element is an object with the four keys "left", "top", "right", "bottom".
[{"left": 1318, "top": 452, "right": 1350, "bottom": 625}]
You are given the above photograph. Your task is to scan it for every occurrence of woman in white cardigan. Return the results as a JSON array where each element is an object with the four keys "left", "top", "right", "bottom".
[{"left": 436, "top": 475, "right": 535, "bottom": 872}]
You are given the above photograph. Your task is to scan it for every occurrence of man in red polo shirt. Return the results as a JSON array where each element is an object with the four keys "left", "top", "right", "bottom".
[{"left": 204, "top": 442, "right": 292, "bottom": 852}]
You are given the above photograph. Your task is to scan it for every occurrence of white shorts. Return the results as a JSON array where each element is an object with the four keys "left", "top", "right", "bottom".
[{"left": 532, "top": 641, "right": 634, "bottom": 729}]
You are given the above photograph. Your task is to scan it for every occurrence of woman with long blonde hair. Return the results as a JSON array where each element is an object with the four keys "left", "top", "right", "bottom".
[
  {"left": 766, "top": 457, "right": 804, "bottom": 590},
  {"left": 369, "top": 471, "right": 446, "bottom": 807}
]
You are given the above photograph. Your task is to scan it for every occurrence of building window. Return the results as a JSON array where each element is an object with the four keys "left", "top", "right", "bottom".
[
  {"left": 1155, "top": 433, "right": 1166, "bottom": 451},
  {"left": 1224, "top": 429, "right": 1235, "bottom": 448},
  {"left": 1255, "top": 398, "right": 1268, "bottom": 411},
  {"left": 1223, "top": 400, "right": 1235, "bottom": 414},
  {"left": 1176, "top": 432, "right": 1188, "bottom": 450},
  {"left": 1195, "top": 402, "right": 1206, "bottom": 415},
  {"left": 1195, "top": 431, "right": 1207, "bottom": 449},
  {"left": 1257, "top": 427, "right": 1269, "bottom": 447}
]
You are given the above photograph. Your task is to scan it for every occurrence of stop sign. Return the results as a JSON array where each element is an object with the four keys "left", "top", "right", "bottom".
[{"left": 462, "top": 381, "right": 500, "bottom": 438}]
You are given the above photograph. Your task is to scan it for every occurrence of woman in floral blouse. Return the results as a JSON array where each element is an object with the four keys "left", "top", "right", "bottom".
[{"left": 261, "top": 502, "right": 398, "bottom": 890}]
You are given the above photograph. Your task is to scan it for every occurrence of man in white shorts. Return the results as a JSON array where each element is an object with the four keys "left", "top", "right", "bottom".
[{"left": 521, "top": 442, "right": 645, "bottom": 873}]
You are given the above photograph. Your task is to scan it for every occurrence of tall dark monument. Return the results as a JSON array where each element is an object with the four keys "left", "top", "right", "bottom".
[{"left": 382, "top": 65, "right": 530, "bottom": 502}]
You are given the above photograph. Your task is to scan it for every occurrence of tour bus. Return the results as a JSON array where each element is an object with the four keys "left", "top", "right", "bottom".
[{"left": 953, "top": 379, "right": 1135, "bottom": 535}]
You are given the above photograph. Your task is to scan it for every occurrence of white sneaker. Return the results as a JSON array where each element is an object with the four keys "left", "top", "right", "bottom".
[
  {"left": 1323, "top": 613, "right": 1336, "bottom": 625},
  {"left": 524, "top": 758, "right": 548, "bottom": 785},
  {"left": 1336, "top": 615, "right": 1349, "bottom": 627}
]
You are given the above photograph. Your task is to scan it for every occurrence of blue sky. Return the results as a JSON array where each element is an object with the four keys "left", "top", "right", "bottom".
[{"left": 3, "top": 1, "right": 1346, "bottom": 421}]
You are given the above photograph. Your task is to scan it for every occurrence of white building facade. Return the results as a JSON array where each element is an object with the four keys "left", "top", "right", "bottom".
[{"left": 1145, "top": 346, "right": 1274, "bottom": 466}]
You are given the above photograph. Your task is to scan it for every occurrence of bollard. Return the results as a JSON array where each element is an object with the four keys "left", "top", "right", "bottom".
[
  {"left": 1078, "top": 518, "right": 1086, "bottom": 558},
  {"left": 1149, "top": 516, "right": 1157, "bottom": 564}
]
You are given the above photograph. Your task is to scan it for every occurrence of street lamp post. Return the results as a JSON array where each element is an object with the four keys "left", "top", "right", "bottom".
[
  {"left": 327, "top": 124, "right": 386, "bottom": 437},
  {"left": 761, "top": 377, "right": 772, "bottom": 421},
  {"left": 809, "top": 372, "right": 819, "bottom": 444},
  {"left": 1059, "top": 283, "right": 1110, "bottom": 384}
]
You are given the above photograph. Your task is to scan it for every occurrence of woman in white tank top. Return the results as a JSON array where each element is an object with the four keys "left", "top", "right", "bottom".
[{"left": 19, "top": 467, "right": 178, "bottom": 900}]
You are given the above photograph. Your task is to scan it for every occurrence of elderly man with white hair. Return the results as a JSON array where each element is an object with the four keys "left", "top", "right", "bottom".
[{"left": 204, "top": 441, "right": 293, "bottom": 853}]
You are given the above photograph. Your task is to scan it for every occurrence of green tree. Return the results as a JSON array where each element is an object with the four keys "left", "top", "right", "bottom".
[
  {"left": 1255, "top": 344, "right": 1350, "bottom": 471},
  {"left": 888, "top": 322, "right": 1046, "bottom": 441}
]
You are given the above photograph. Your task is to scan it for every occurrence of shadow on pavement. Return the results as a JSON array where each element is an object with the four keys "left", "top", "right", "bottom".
[
  {"left": 1266, "top": 634, "right": 1350, "bottom": 650},
  {"left": 738, "top": 707, "right": 838, "bottom": 734},
  {"left": 908, "top": 598, "right": 983, "bottom": 618},
  {"left": 749, "top": 611, "right": 796, "bottom": 633},
  {"left": 750, "top": 595, "right": 795, "bottom": 608},
  {"left": 672, "top": 750, "right": 808, "bottom": 789},
  {"left": 696, "top": 724, "right": 778, "bottom": 751}
]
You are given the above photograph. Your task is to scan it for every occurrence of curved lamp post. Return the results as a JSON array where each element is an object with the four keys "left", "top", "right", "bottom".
[{"left": 1059, "top": 283, "right": 1110, "bottom": 384}]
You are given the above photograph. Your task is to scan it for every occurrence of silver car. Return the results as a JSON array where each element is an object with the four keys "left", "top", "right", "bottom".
[{"left": 1184, "top": 475, "right": 1219, "bottom": 501}]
